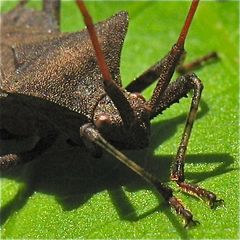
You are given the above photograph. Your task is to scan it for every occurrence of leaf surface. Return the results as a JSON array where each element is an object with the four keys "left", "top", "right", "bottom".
[{"left": 1, "top": 1, "right": 238, "bottom": 239}]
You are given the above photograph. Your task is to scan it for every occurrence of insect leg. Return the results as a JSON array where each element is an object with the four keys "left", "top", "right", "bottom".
[
  {"left": 0, "top": 132, "right": 57, "bottom": 170},
  {"left": 126, "top": 47, "right": 185, "bottom": 94},
  {"left": 169, "top": 74, "right": 203, "bottom": 183},
  {"left": 156, "top": 73, "right": 223, "bottom": 208},
  {"left": 177, "top": 52, "right": 219, "bottom": 74},
  {"left": 43, "top": 0, "right": 61, "bottom": 26},
  {"left": 0, "top": 153, "right": 31, "bottom": 170},
  {"left": 126, "top": 51, "right": 219, "bottom": 94},
  {"left": 149, "top": 73, "right": 197, "bottom": 116},
  {"left": 80, "top": 123, "right": 199, "bottom": 227}
]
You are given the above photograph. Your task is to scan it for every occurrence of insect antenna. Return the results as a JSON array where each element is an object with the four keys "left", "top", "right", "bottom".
[
  {"left": 147, "top": 0, "right": 200, "bottom": 118},
  {"left": 75, "top": 0, "right": 135, "bottom": 128},
  {"left": 177, "top": 0, "right": 200, "bottom": 48}
]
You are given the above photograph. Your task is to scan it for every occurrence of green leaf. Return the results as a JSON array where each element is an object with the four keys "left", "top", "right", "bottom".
[{"left": 1, "top": 1, "right": 238, "bottom": 239}]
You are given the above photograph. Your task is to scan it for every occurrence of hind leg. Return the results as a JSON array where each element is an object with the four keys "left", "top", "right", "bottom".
[
  {"left": 176, "top": 52, "right": 218, "bottom": 74},
  {"left": 126, "top": 52, "right": 218, "bottom": 93},
  {"left": 0, "top": 132, "right": 57, "bottom": 170}
]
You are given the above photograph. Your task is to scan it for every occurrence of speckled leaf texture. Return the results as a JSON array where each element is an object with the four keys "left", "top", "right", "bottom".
[{"left": 0, "top": 1, "right": 238, "bottom": 239}]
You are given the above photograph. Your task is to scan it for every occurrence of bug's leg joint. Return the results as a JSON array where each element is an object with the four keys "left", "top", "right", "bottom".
[
  {"left": 168, "top": 196, "right": 199, "bottom": 228},
  {"left": 80, "top": 123, "right": 103, "bottom": 158}
]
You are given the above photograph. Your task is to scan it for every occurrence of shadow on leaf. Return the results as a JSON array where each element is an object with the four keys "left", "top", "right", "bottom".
[{"left": 0, "top": 99, "right": 236, "bottom": 237}]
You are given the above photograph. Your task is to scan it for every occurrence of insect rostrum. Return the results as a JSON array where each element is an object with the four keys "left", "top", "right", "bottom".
[{"left": 0, "top": 0, "right": 223, "bottom": 227}]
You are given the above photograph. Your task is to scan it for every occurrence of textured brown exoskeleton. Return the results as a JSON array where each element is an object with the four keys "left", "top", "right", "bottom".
[{"left": 0, "top": 0, "right": 223, "bottom": 227}]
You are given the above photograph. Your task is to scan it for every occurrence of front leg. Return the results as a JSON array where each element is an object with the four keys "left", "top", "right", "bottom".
[
  {"left": 80, "top": 123, "right": 199, "bottom": 227},
  {"left": 156, "top": 73, "right": 223, "bottom": 208},
  {"left": 170, "top": 73, "right": 203, "bottom": 183}
]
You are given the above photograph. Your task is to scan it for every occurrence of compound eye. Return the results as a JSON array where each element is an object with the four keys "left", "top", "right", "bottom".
[
  {"left": 94, "top": 113, "right": 111, "bottom": 129},
  {"left": 130, "top": 92, "right": 146, "bottom": 102}
]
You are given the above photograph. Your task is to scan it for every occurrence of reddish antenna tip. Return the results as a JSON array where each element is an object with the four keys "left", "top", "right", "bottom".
[
  {"left": 177, "top": 0, "right": 200, "bottom": 47},
  {"left": 75, "top": 0, "right": 112, "bottom": 83}
]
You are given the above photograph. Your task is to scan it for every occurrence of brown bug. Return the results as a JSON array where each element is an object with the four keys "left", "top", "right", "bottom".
[{"left": 0, "top": 0, "right": 223, "bottom": 227}]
